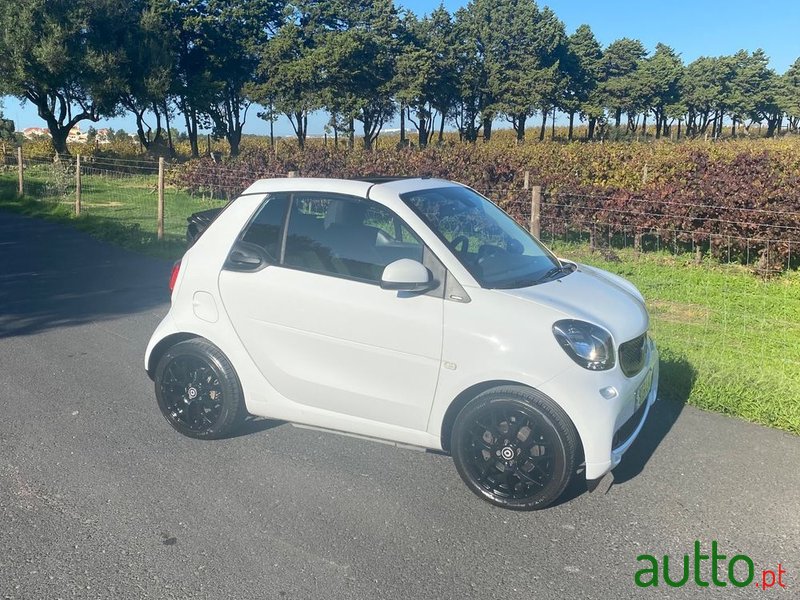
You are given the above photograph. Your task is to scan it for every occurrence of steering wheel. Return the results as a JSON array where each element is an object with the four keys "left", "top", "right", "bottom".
[
  {"left": 477, "top": 244, "right": 507, "bottom": 264},
  {"left": 451, "top": 235, "right": 470, "bottom": 254}
]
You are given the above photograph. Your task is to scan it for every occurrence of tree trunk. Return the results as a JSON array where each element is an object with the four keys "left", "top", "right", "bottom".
[
  {"left": 482, "top": 115, "right": 492, "bottom": 142},
  {"left": 677, "top": 119, "right": 682, "bottom": 140},
  {"left": 587, "top": 117, "right": 596, "bottom": 140},
  {"left": 515, "top": 114, "right": 526, "bottom": 142},
  {"left": 181, "top": 104, "right": 199, "bottom": 158},
  {"left": 438, "top": 112, "right": 446, "bottom": 143},
  {"left": 614, "top": 108, "right": 622, "bottom": 128},
  {"left": 766, "top": 116, "right": 778, "bottom": 137},
  {"left": 551, "top": 109, "right": 556, "bottom": 140},
  {"left": 50, "top": 128, "right": 69, "bottom": 156},
  {"left": 399, "top": 103, "right": 406, "bottom": 146},
  {"left": 568, "top": 112, "right": 575, "bottom": 141},
  {"left": 228, "top": 129, "right": 241, "bottom": 157},
  {"left": 348, "top": 118, "right": 354, "bottom": 149},
  {"left": 641, "top": 113, "right": 647, "bottom": 138},
  {"left": 539, "top": 108, "right": 547, "bottom": 141},
  {"left": 419, "top": 114, "right": 428, "bottom": 147},
  {"left": 731, "top": 116, "right": 736, "bottom": 138}
]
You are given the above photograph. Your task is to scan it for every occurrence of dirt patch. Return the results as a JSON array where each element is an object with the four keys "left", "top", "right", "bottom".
[
  {"left": 648, "top": 299, "right": 711, "bottom": 324},
  {"left": 58, "top": 201, "right": 124, "bottom": 207}
]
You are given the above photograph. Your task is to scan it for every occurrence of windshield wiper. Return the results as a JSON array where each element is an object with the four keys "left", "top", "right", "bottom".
[{"left": 536, "top": 262, "right": 575, "bottom": 283}]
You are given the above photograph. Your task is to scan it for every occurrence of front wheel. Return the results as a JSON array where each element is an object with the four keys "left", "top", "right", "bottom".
[
  {"left": 154, "top": 338, "right": 245, "bottom": 439},
  {"left": 451, "top": 386, "right": 578, "bottom": 510}
]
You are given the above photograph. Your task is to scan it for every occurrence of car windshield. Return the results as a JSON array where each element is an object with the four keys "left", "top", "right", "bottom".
[{"left": 401, "top": 186, "right": 565, "bottom": 289}]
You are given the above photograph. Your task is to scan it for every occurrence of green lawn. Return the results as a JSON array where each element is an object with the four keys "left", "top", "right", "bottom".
[
  {"left": 2, "top": 168, "right": 798, "bottom": 434},
  {"left": 0, "top": 165, "right": 225, "bottom": 259},
  {"left": 552, "top": 244, "right": 800, "bottom": 435}
]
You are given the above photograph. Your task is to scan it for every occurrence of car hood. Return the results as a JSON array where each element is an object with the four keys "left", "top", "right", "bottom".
[{"left": 497, "top": 263, "right": 649, "bottom": 344}]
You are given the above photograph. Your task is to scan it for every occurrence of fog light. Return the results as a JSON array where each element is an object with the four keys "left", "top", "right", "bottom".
[{"left": 600, "top": 386, "right": 618, "bottom": 400}]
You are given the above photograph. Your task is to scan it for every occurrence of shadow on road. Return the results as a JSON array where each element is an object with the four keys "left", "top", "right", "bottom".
[
  {"left": 554, "top": 353, "right": 696, "bottom": 505},
  {"left": 612, "top": 352, "right": 695, "bottom": 484},
  {"left": 228, "top": 416, "right": 286, "bottom": 439},
  {"left": 0, "top": 211, "right": 173, "bottom": 338}
]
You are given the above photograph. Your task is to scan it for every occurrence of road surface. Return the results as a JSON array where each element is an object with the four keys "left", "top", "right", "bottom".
[{"left": 1, "top": 211, "right": 798, "bottom": 599}]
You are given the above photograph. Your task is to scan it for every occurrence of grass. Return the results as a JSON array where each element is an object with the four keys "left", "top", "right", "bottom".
[
  {"left": 1, "top": 166, "right": 798, "bottom": 435},
  {"left": 552, "top": 243, "right": 800, "bottom": 435},
  {"left": 0, "top": 164, "right": 224, "bottom": 259}
]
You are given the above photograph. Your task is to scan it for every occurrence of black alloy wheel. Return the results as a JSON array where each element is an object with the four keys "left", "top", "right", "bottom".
[
  {"left": 451, "top": 386, "right": 578, "bottom": 510},
  {"left": 154, "top": 339, "right": 245, "bottom": 439}
]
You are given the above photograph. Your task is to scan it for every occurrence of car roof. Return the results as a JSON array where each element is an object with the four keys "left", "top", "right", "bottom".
[{"left": 240, "top": 177, "right": 461, "bottom": 198}]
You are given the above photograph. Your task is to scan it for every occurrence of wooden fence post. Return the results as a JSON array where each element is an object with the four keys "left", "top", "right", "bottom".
[
  {"left": 523, "top": 170, "right": 530, "bottom": 190},
  {"left": 157, "top": 157, "right": 165, "bottom": 240},
  {"left": 75, "top": 154, "right": 82, "bottom": 216},
  {"left": 17, "top": 146, "right": 23, "bottom": 197},
  {"left": 530, "top": 185, "right": 542, "bottom": 239}
]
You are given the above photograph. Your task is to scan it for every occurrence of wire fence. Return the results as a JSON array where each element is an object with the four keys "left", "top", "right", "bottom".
[{"left": 1, "top": 149, "right": 798, "bottom": 431}]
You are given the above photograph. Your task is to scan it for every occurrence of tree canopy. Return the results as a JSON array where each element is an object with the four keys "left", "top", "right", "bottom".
[{"left": 0, "top": 0, "right": 798, "bottom": 155}]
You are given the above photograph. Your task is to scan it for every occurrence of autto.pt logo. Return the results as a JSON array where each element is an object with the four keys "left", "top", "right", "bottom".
[{"left": 635, "top": 541, "right": 787, "bottom": 590}]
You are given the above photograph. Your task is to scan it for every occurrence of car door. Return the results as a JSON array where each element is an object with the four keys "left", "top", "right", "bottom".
[{"left": 218, "top": 191, "right": 444, "bottom": 431}]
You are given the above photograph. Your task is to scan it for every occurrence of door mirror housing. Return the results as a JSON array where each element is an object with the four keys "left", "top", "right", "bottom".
[{"left": 380, "top": 259, "right": 432, "bottom": 292}]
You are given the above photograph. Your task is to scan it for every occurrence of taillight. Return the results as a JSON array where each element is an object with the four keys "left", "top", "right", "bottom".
[{"left": 169, "top": 260, "right": 182, "bottom": 292}]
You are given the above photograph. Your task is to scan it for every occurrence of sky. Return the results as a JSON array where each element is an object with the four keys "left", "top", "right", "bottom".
[{"left": 3, "top": 0, "right": 799, "bottom": 138}]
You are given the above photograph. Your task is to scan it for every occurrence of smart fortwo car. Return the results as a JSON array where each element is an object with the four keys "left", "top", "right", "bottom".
[{"left": 145, "top": 177, "right": 658, "bottom": 510}]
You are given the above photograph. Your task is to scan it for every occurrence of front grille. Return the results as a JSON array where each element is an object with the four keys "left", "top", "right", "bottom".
[
  {"left": 612, "top": 399, "right": 647, "bottom": 451},
  {"left": 619, "top": 333, "right": 647, "bottom": 377}
]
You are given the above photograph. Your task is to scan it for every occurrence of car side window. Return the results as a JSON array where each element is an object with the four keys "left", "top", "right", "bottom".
[
  {"left": 283, "top": 193, "right": 423, "bottom": 283},
  {"left": 240, "top": 194, "right": 290, "bottom": 261}
]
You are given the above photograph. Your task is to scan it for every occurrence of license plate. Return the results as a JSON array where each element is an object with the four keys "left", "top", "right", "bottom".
[{"left": 634, "top": 369, "right": 653, "bottom": 410}]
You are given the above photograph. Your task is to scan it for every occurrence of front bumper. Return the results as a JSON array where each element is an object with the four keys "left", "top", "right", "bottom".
[{"left": 537, "top": 336, "right": 659, "bottom": 481}]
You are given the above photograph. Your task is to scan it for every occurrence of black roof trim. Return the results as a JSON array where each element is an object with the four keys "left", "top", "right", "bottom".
[{"left": 351, "top": 176, "right": 429, "bottom": 184}]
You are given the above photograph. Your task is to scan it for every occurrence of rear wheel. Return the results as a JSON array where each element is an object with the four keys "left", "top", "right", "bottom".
[
  {"left": 154, "top": 339, "right": 245, "bottom": 439},
  {"left": 451, "top": 386, "right": 578, "bottom": 510}
]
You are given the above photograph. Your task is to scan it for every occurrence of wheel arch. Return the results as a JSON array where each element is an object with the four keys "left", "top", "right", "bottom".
[
  {"left": 439, "top": 380, "right": 519, "bottom": 453},
  {"left": 146, "top": 332, "right": 200, "bottom": 379},
  {"left": 439, "top": 380, "right": 585, "bottom": 464}
]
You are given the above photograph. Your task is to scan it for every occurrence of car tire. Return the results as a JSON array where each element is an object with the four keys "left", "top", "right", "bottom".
[
  {"left": 451, "top": 385, "right": 578, "bottom": 510},
  {"left": 154, "top": 338, "right": 246, "bottom": 439}
]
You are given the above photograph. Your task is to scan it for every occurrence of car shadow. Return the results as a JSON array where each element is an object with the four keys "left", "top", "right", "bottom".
[
  {"left": 227, "top": 416, "right": 286, "bottom": 438},
  {"left": 552, "top": 352, "right": 696, "bottom": 506},
  {"left": 0, "top": 211, "right": 173, "bottom": 339}
]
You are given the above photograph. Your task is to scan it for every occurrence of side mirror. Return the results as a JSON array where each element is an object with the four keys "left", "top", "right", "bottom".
[{"left": 380, "top": 259, "right": 432, "bottom": 292}]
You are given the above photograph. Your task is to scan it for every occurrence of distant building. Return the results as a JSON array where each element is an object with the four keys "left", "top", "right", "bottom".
[
  {"left": 67, "top": 125, "right": 88, "bottom": 144},
  {"left": 96, "top": 128, "right": 112, "bottom": 144},
  {"left": 22, "top": 127, "right": 50, "bottom": 139}
]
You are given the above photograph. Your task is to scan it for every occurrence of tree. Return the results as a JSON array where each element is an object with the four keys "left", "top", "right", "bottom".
[
  {"left": 0, "top": 0, "right": 131, "bottom": 154},
  {"left": 253, "top": 5, "right": 325, "bottom": 150},
  {"left": 315, "top": 0, "right": 403, "bottom": 150},
  {"left": 600, "top": 38, "right": 647, "bottom": 131},
  {"left": 452, "top": 0, "right": 565, "bottom": 143},
  {"left": 783, "top": 58, "right": 800, "bottom": 131},
  {"left": 119, "top": 1, "right": 176, "bottom": 156},
  {"left": 395, "top": 6, "right": 458, "bottom": 147},
  {"left": 636, "top": 43, "right": 683, "bottom": 138},
  {"left": 203, "top": 0, "right": 283, "bottom": 156},
  {"left": 729, "top": 50, "right": 784, "bottom": 136},
  {"left": 562, "top": 24, "right": 603, "bottom": 140},
  {"left": 681, "top": 56, "right": 731, "bottom": 137},
  {"left": 451, "top": 6, "right": 487, "bottom": 142}
]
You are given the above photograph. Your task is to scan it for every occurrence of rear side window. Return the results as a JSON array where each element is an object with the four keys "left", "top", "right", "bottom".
[{"left": 240, "top": 194, "right": 290, "bottom": 261}]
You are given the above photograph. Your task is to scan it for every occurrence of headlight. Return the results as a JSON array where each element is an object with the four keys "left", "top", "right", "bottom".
[{"left": 552, "top": 320, "right": 615, "bottom": 371}]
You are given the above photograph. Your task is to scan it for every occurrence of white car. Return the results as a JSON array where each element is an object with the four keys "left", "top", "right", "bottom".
[{"left": 145, "top": 177, "right": 658, "bottom": 510}]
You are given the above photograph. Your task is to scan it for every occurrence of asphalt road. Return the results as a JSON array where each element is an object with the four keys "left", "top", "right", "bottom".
[{"left": 1, "top": 211, "right": 798, "bottom": 599}]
